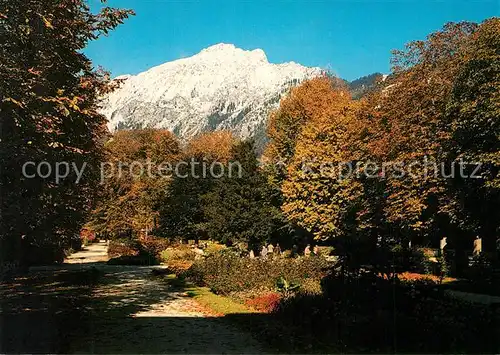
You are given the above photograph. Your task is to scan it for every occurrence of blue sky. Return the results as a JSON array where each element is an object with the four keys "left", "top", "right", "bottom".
[{"left": 86, "top": 0, "right": 498, "bottom": 81}]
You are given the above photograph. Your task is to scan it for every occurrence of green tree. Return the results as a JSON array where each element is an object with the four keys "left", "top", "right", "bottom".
[
  {"left": 0, "top": 0, "right": 133, "bottom": 264},
  {"left": 156, "top": 131, "right": 236, "bottom": 241},
  {"left": 202, "top": 140, "right": 285, "bottom": 251}
]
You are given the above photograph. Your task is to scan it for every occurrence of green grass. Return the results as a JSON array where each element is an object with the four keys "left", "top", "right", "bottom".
[
  {"left": 156, "top": 273, "right": 321, "bottom": 353},
  {"left": 185, "top": 286, "right": 254, "bottom": 315},
  {"left": 159, "top": 273, "right": 253, "bottom": 315},
  {"left": 182, "top": 284, "right": 298, "bottom": 353}
]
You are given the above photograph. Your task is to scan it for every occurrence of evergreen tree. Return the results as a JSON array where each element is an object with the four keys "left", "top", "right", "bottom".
[
  {"left": 202, "top": 141, "right": 285, "bottom": 251},
  {"left": 156, "top": 131, "right": 236, "bottom": 241}
]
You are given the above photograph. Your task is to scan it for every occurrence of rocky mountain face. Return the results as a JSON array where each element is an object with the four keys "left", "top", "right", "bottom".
[
  {"left": 348, "top": 72, "right": 385, "bottom": 99},
  {"left": 101, "top": 43, "right": 323, "bottom": 148}
]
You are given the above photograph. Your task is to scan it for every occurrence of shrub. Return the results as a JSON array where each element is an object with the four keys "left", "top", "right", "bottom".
[
  {"left": 187, "top": 252, "right": 331, "bottom": 295},
  {"left": 108, "top": 240, "right": 138, "bottom": 258},
  {"left": 272, "top": 274, "right": 499, "bottom": 353},
  {"left": 399, "top": 272, "right": 455, "bottom": 284},
  {"left": 107, "top": 238, "right": 164, "bottom": 265},
  {"left": 21, "top": 243, "right": 66, "bottom": 265},
  {"left": 245, "top": 292, "right": 282, "bottom": 313},
  {"left": 299, "top": 278, "right": 322, "bottom": 295},
  {"left": 159, "top": 245, "right": 198, "bottom": 273},
  {"left": 141, "top": 237, "right": 171, "bottom": 258},
  {"left": 80, "top": 228, "right": 96, "bottom": 246},
  {"left": 203, "top": 242, "right": 226, "bottom": 255},
  {"left": 107, "top": 254, "right": 159, "bottom": 266},
  {"left": 315, "top": 246, "right": 334, "bottom": 257},
  {"left": 160, "top": 245, "right": 197, "bottom": 263},
  {"left": 276, "top": 276, "right": 300, "bottom": 298}
]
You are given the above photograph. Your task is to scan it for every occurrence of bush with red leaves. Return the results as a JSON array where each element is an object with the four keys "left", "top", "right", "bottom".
[{"left": 245, "top": 292, "right": 282, "bottom": 313}]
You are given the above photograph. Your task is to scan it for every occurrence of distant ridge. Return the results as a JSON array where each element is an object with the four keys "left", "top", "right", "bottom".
[{"left": 100, "top": 43, "right": 323, "bottom": 148}]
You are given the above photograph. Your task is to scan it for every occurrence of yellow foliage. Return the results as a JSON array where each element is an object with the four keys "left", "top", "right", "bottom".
[
  {"left": 264, "top": 76, "right": 348, "bottom": 165},
  {"left": 185, "top": 130, "right": 237, "bottom": 163},
  {"left": 276, "top": 78, "right": 368, "bottom": 240}
]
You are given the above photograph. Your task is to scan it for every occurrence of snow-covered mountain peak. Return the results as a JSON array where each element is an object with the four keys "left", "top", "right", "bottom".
[
  {"left": 114, "top": 74, "right": 132, "bottom": 81},
  {"left": 101, "top": 44, "right": 323, "bottom": 149},
  {"left": 200, "top": 42, "right": 236, "bottom": 53},
  {"left": 196, "top": 43, "right": 268, "bottom": 65}
]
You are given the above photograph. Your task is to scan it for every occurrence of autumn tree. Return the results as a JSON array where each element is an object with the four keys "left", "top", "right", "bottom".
[
  {"left": 356, "top": 20, "right": 500, "bottom": 274},
  {"left": 0, "top": 0, "right": 133, "bottom": 264},
  {"left": 275, "top": 79, "right": 388, "bottom": 273},
  {"left": 263, "top": 77, "right": 351, "bottom": 243},
  {"left": 87, "top": 129, "right": 180, "bottom": 239},
  {"left": 280, "top": 85, "right": 362, "bottom": 239},
  {"left": 264, "top": 76, "right": 346, "bottom": 166},
  {"left": 444, "top": 18, "right": 500, "bottom": 255},
  {"left": 363, "top": 22, "right": 479, "bottom": 250}
]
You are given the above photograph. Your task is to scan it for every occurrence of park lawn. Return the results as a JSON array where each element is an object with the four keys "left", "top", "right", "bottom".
[
  {"left": 160, "top": 274, "right": 295, "bottom": 351},
  {"left": 161, "top": 273, "right": 255, "bottom": 315},
  {"left": 185, "top": 286, "right": 255, "bottom": 316},
  {"left": 181, "top": 281, "right": 300, "bottom": 353}
]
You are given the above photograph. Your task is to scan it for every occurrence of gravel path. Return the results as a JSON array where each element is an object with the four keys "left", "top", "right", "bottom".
[
  {"left": 65, "top": 241, "right": 111, "bottom": 264},
  {"left": 2, "top": 242, "right": 264, "bottom": 354},
  {"left": 445, "top": 289, "right": 500, "bottom": 305},
  {"left": 68, "top": 242, "right": 264, "bottom": 354},
  {"left": 78, "top": 267, "right": 264, "bottom": 353}
]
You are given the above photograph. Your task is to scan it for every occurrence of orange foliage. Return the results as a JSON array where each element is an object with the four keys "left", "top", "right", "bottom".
[
  {"left": 89, "top": 129, "right": 181, "bottom": 237},
  {"left": 245, "top": 292, "right": 282, "bottom": 313},
  {"left": 107, "top": 129, "right": 180, "bottom": 163},
  {"left": 264, "top": 76, "right": 348, "bottom": 164},
  {"left": 185, "top": 130, "right": 237, "bottom": 163},
  {"left": 277, "top": 78, "right": 368, "bottom": 240},
  {"left": 358, "top": 22, "right": 479, "bottom": 230},
  {"left": 79, "top": 228, "right": 96, "bottom": 242},
  {"left": 398, "top": 272, "right": 456, "bottom": 283}
]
